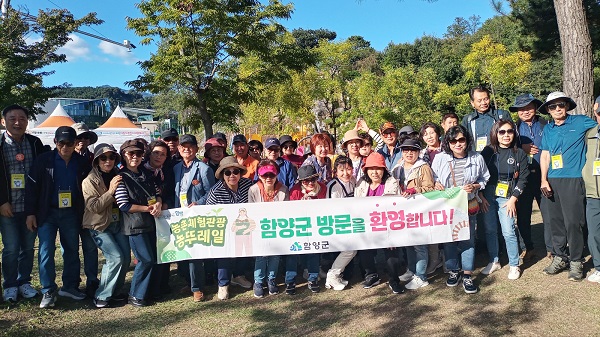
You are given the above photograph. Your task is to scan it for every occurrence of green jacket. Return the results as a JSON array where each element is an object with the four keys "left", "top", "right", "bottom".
[{"left": 582, "top": 127, "right": 600, "bottom": 198}]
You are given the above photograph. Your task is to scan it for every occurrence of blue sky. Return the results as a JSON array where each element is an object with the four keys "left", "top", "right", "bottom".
[{"left": 15, "top": 0, "right": 498, "bottom": 88}]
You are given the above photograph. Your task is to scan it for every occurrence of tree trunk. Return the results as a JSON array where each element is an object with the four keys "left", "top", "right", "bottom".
[
  {"left": 196, "top": 91, "right": 214, "bottom": 140},
  {"left": 554, "top": 0, "right": 594, "bottom": 117}
]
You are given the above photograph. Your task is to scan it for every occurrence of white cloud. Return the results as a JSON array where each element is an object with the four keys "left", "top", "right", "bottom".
[
  {"left": 56, "top": 34, "right": 91, "bottom": 61},
  {"left": 98, "top": 41, "right": 139, "bottom": 65}
]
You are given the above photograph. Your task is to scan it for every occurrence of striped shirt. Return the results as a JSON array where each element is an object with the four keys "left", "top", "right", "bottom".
[
  {"left": 115, "top": 168, "right": 160, "bottom": 212},
  {"left": 205, "top": 178, "right": 253, "bottom": 205},
  {"left": 452, "top": 157, "right": 468, "bottom": 187}
]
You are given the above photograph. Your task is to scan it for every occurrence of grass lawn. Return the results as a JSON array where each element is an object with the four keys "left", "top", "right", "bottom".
[{"left": 0, "top": 208, "right": 598, "bottom": 337}]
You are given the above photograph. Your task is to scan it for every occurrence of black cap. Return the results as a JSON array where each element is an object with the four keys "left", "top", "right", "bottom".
[
  {"left": 265, "top": 138, "right": 280, "bottom": 149},
  {"left": 279, "top": 135, "right": 297, "bottom": 148},
  {"left": 179, "top": 134, "right": 198, "bottom": 146},
  {"left": 54, "top": 126, "right": 77, "bottom": 143},
  {"left": 297, "top": 165, "right": 319, "bottom": 181},
  {"left": 161, "top": 128, "right": 179, "bottom": 139},
  {"left": 232, "top": 134, "right": 247, "bottom": 144},
  {"left": 213, "top": 132, "right": 227, "bottom": 143},
  {"left": 399, "top": 138, "right": 422, "bottom": 150}
]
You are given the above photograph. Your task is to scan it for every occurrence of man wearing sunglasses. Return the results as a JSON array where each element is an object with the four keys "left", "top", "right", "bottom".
[
  {"left": 538, "top": 91, "right": 597, "bottom": 281},
  {"left": 25, "top": 126, "right": 92, "bottom": 308}
]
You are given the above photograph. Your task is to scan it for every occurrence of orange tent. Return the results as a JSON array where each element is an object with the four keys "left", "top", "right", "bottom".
[
  {"left": 97, "top": 106, "right": 138, "bottom": 128},
  {"left": 36, "top": 104, "right": 75, "bottom": 128}
]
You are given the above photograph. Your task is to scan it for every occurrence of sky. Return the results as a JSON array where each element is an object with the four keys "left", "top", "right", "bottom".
[{"left": 14, "top": 0, "right": 498, "bottom": 89}]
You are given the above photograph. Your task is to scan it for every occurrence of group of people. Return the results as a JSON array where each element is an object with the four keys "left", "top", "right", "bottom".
[{"left": 2, "top": 84, "right": 600, "bottom": 309}]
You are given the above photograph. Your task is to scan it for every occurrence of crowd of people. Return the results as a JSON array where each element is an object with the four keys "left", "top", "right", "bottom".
[{"left": 1, "top": 84, "right": 600, "bottom": 310}]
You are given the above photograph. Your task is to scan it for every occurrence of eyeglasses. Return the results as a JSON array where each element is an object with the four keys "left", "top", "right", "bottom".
[
  {"left": 382, "top": 131, "right": 396, "bottom": 136},
  {"left": 498, "top": 129, "right": 515, "bottom": 136},
  {"left": 99, "top": 154, "right": 116, "bottom": 161},
  {"left": 401, "top": 148, "right": 419, "bottom": 152},
  {"left": 224, "top": 169, "right": 241, "bottom": 176},
  {"left": 126, "top": 151, "right": 143, "bottom": 157},
  {"left": 449, "top": 137, "right": 467, "bottom": 145},
  {"left": 164, "top": 137, "right": 179, "bottom": 142},
  {"left": 58, "top": 141, "right": 75, "bottom": 147},
  {"left": 547, "top": 102, "right": 567, "bottom": 111},
  {"left": 249, "top": 147, "right": 261, "bottom": 152},
  {"left": 266, "top": 147, "right": 280, "bottom": 152},
  {"left": 260, "top": 173, "right": 277, "bottom": 179}
]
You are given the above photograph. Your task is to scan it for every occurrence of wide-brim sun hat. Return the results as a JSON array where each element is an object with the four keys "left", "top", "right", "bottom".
[
  {"left": 93, "top": 143, "right": 120, "bottom": 165},
  {"left": 279, "top": 135, "right": 297, "bottom": 149},
  {"left": 342, "top": 129, "right": 364, "bottom": 148},
  {"left": 71, "top": 122, "right": 98, "bottom": 144},
  {"left": 508, "top": 93, "right": 543, "bottom": 112},
  {"left": 538, "top": 91, "right": 577, "bottom": 114},
  {"left": 399, "top": 138, "right": 421, "bottom": 150},
  {"left": 215, "top": 156, "right": 247, "bottom": 180},
  {"left": 362, "top": 152, "right": 387, "bottom": 172},
  {"left": 297, "top": 165, "right": 319, "bottom": 181}
]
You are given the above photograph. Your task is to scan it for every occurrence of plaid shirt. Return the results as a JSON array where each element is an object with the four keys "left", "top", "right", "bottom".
[{"left": 3, "top": 134, "right": 33, "bottom": 213}]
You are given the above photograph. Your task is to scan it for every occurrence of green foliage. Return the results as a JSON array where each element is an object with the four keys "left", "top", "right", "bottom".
[{"left": 291, "top": 28, "right": 336, "bottom": 49}]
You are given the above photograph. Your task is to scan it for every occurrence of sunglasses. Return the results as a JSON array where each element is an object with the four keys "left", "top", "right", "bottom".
[
  {"left": 249, "top": 147, "right": 261, "bottom": 152},
  {"left": 99, "top": 154, "right": 117, "bottom": 161},
  {"left": 224, "top": 169, "right": 241, "bottom": 176},
  {"left": 126, "top": 151, "right": 143, "bottom": 157},
  {"left": 547, "top": 102, "right": 567, "bottom": 111},
  {"left": 498, "top": 129, "right": 515, "bottom": 136},
  {"left": 260, "top": 173, "right": 277, "bottom": 179},
  {"left": 282, "top": 145, "right": 295, "bottom": 149},
  {"left": 76, "top": 135, "right": 90, "bottom": 141},
  {"left": 164, "top": 137, "right": 179, "bottom": 142},
  {"left": 449, "top": 137, "right": 467, "bottom": 145},
  {"left": 58, "top": 141, "right": 75, "bottom": 147}
]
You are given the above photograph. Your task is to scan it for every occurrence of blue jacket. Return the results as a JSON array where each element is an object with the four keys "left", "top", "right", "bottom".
[
  {"left": 378, "top": 142, "right": 401, "bottom": 171},
  {"left": 173, "top": 158, "right": 215, "bottom": 207},
  {"left": 461, "top": 108, "right": 513, "bottom": 152},
  {"left": 253, "top": 157, "right": 297, "bottom": 190}
]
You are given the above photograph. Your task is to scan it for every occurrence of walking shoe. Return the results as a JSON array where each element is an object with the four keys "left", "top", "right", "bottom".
[
  {"left": 308, "top": 280, "right": 320, "bottom": 293},
  {"left": 128, "top": 296, "right": 147, "bottom": 307},
  {"left": 39, "top": 290, "right": 57, "bottom": 308},
  {"left": 303, "top": 269, "right": 322, "bottom": 281},
  {"left": 388, "top": 281, "right": 405, "bottom": 294},
  {"left": 446, "top": 270, "right": 461, "bottom": 287},
  {"left": 587, "top": 269, "right": 600, "bottom": 283},
  {"left": 405, "top": 275, "right": 429, "bottom": 290},
  {"left": 94, "top": 298, "right": 109, "bottom": 308},
  {"left": 543, "top": 256, "right": 568, "bottom": 275},
  {"left": 110, "top": 293, "right": 128, "bottom": 302},
  {"left": 217, "top": 285, "right": 229, "bottom": 300},
  {"left": 481, "top": 262, "right": 502, "bottom": 275},
  {"left": 3, "top": 287, "right": 18, "bottom": 303},
  {"left": 325, "top": 273, "right": 346, "bottom": 291},
  {"left": 253, "top": 282, "right": 264, "bottom": 298},
  {"left": 426, "top": 256, "right": 444, "bottom": 275},
  {"left": 18, "top": 283, "right": 39, "bottom": 299},
  {"left": 58, "top": 287, "right": 86, "bottom": 300},
  {"left": 285, "top": 282, "right": 296, "bottom": 295},
  {"left": 362, "top": 273, "right": 381, "bottom": 289},
  {"left": 508, "top": 266, "right": 521, "bottom": 280},
  {"left": 231, "top": 275, "right": 252, "bottom": 289},
  {"left": 568, "top": 261, "right": 584, "bottom": 282},
  {"left": 398, "top": 270, "right": 414, "bottom": 282},
  {"left": 462, "top": 275, "right": 478, "bottom": 294},
  {"left": 192, "top": 291, "right": 204, "bottom": 302},
  {"left": 267, "top": 279, "right": 279, "bottom": 295}
]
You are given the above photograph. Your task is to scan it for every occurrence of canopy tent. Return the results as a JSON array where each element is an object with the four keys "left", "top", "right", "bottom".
[
  {"left": 26, "top": 104, "right": 76, "bottom": 146},
  {"left": 94, "top": 106, "right": 151, "bottom": 149}
]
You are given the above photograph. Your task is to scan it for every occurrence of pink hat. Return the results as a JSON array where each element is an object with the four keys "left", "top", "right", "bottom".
[
  {"left": 362, "top": 152, "right": 386, "bottom": 172},
  {"left": 258, "top": 165, "right": 278, "bottom": 176}
]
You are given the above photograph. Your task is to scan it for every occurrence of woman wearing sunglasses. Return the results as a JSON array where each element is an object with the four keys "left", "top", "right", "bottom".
[
  {"left": 82, "top": 144, "right": 128, "bottom": 308},
  {"left": 431, "top": 125, "right": 489, "bottom": 294},
  {"left": 248, "top": 159, "right": 290, "bottom": 298},
  {"left": 480, "top": 120, "right": 529, "bottom": 280},
  {"left": 206, "top": 156, "right": 253, "bottom": 300}
]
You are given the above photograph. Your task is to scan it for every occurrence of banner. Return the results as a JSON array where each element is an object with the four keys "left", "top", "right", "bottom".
[{"left": 155, "top": 187, "right": 470, "bottom": 263}]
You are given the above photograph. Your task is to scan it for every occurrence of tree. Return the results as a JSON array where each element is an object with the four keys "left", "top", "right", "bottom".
[
  {"left": 126, "top": 0, "right": 294, "bottom": 139},
  {"left": 0, "top": 8, "right": 101, "bottom": 116},
  {"left": 291, "top": 28, "right": 336, "bottom": 49}
]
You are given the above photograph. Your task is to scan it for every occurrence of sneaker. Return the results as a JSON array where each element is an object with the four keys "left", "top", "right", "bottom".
[
  {"left": 231, "top": 275, "right": 252, "bottom": 289},
  {"left": 308, "top": 280, "right": 320, "bottom": 293},
  {"left": 18, "top": 283, "right": 39, "bottom": 299},
  {"left": 94, "top": 298, "right": 109, "bottom": 308},
  {"left": 325, "top": 273, "right": 346, "bottom": 291},
  {"left": 462, "top": 276, "right": 479, "bottom": 294},
  {"left": 39, "top": 290, "right": 57, "bottom": 308},
  {"left": 426, "top": 256, "right": 444, "bottom": 275},
  {"left": 568, "top": 261, "right": 584, "bottom": 282},
  {"left": 253, "top": 282, "right": 264, "bottom": 298},
  {"left": 58, "top": 287, "right": 86, "bottom": 300},
  {"left": 128, "top": 295, "right": 147, "bottom": 307},
  {"left": 388, "top": 281, "right": 405, "bottom": 294},
  {"left": 362, "top": 273, "right": 381, "bottom": 289},
  {"left": 481, "top": 262, "right": 502, "bottom": 275},
  {"left": 110, "top": 293, "right": 128, "bottom": 302},
  {"left": 398, "top": 270, "right": 414, "bottom": 282},
  {"left": 446, "top": 270, "right": 461, "bottom": 287},
  {"left": 543, "top": 256, "right": 568, "bottom": 275},
  {"left": 217, "top": 285, "right": 229, "bottom": 300},
  {"left": 285, "top": 282, "right": 296, "bottom": 295},
  {"left": 587, "top": 269, "right": 600, "bottom": 283},
  {"left": 267, "top": 279, "right": 279, "bottom": 295},
  {"left": 3, "top": 287, "right": 18, "bottom": 303},
  {"left": 508, "top": 266, "right": 521, "bottom": 280},
  {"left": 192, "top": 291, "right": 204, "bottom": 302},
  {"left": 303, "top": 269, "right": 322, "bottom": 281},
  {"left": 405, "top": 275, "right": 429, "bottom": 290}
]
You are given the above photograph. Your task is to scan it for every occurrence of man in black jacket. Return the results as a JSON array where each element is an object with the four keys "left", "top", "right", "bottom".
[
  {"left": 25, "top": 126, "right": 92, "bottom": 308},
  {"left": 0, "top": 104, "right": 46, "bottom": 303}
]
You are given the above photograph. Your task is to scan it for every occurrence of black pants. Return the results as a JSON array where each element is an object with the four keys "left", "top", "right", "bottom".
[
  {"left": 516, "top": 169, "right": 542, "bottom": 251},
  {"left": 545, "top": 178, "right": 587, "bottom": 261},
  {"left": 358, "top": 249, "right": 404, "bottom": 280}
]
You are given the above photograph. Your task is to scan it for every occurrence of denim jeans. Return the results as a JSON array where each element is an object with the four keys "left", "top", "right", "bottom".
[
  {"left": 0, "top": 212, "right": 37, "bottom": 289},
  {"left": 217, "top": 258, "right": 232, "bottom": 287},
  {"left": 254, "top": 256, "right": 280, "bottom": 283},
  {"left": 128, "top": 232, "right": 156, "bottom": 299},
  {"left": 37, "top": 208, "right": 81, "bottom": 293},
  {"left": 586, "top": 198, "right": 600, "bottom": 271},
  {"left": 285, "top": 254, "right": 319, "bottom": 283},
  {"left": 483, "top": 188, "right": 520, "bottom": 266},
  {"left": 81, "top": 228, "right": 100, "bottom": 288},
  {"left": 406, "top": 245, "right": 429, "bottom": 280},
  {"left": 188, "top": 260, "right": 204, "bottom": 292},
  {"left": 444, "top": 215, "right": 476, "bottom": 272},
  {"left": 90, "top": 222, "right": 131, "bottom": 301}
]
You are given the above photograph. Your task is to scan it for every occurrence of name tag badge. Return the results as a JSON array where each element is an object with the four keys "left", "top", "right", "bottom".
[
  {"left": 551, "top": 154, "right": 563, "bottom": 169},
  {"left": 111, "top": 208, "right": 120, "bottom": 222},
  {"left": 528, "top": 154, "right": 533, "bottom": 165},
  {"left": 11, "top": 174, "right": 24, "bottom": 189},
  {"left": 147, "top": 196, "right": 157, "bottom": 206},
  {"left": 180, "top": 193, "right": 188, "bottom": 207},
  {"left": 495, "top": 181, "right": 509, "bottom": 198},
  {"left": 476, "top": 137, "right": 487, "bottom": 152},
  {"left": 59, "top": 191, "right": 72, "bottom": 208},
  {"left": 593, "top": 159, "right": 600, "bottom": 176}
]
